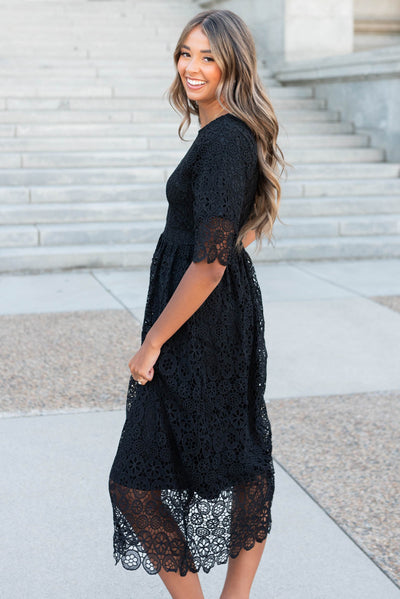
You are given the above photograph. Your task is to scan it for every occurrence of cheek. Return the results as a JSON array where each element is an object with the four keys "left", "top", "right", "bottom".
[
  {"left": 177, "top": 58, "right": 185, "bottom": 79},
  {"left": 209, "top": 65, "right": 222, "bottom": 86}
]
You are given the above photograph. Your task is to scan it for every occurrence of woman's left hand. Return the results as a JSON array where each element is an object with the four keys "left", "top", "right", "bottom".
[{"left": 128, "top": 337, "right": 161, "bottom": 385}]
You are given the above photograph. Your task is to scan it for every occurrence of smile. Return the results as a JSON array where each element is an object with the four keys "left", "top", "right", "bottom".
[{"left": 186, "top": 77, "right": 207, "bottom": 89}]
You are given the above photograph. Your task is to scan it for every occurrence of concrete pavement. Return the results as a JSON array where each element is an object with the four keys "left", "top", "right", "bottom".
[{"left": 1, "top": 257, "right": 400, "bottom": 598}]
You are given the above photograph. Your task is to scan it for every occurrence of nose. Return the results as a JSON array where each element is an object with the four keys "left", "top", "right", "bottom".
[{"left": 185, "top": 55, "right": 201, "bottom": 76}]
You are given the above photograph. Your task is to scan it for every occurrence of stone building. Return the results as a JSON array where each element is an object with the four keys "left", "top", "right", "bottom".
[
  {"left": 198, "top": 0, "right": 400, "bottom": 161},
  {"left": 0, "top": 0, "right": 399, "bottom": 271}
]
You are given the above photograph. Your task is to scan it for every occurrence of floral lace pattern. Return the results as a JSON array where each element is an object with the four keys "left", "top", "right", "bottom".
[
  {"left": 109, "top": 471, "right": 273, "bottom": 575},
  {"left": 190, "top": 117, "right": 257, "bottom": 266},
  {"left": 192, "top": 215, "right": 236, "bottom": 266},
  {"left": 108, "top": 113, "right": 275, "bottom": 576}
]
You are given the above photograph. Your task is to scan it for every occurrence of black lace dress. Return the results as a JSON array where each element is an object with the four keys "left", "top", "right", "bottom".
[{"left": 108, "top": 112, "right": 275, "bottom": 576}]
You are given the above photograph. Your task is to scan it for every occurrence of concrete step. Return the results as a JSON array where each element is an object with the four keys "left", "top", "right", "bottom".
[
  {"left": 1, "top": 193, "right": 400, "bottom": 226},
  {"left": 288, "top": 178, "right": 400, "bottom": 198},
  {"left": 280, "top": 195, "right": 400, "bottom": 216},
  {"left": 0, "top": 41, "right": 172, "bottom": 50},
  {"left": 16, "top": 150, "right": 186, "bottom": 168},
  {"left": 0, "top": 65, "right": 275, "bottom": 79},
  {"left": 2, "top": 179, "right": 400, "bottom": 206},
  {"left": 0, "top": 57, "right": 270, "bottom": 74},
  {"left": 0, "top": 9, "right": 193, "bottom": 20},
  {"left": 0, "top": 108, "right": 340, "bottom": 123},
  {"left": 0, "top": 220, "right": 166, "bottom": 247},
  {"left": 282, "top": 163, "right": 400, "bottom": 179},
  {"left": 0, "top": 147, "right": 386, "bottom": 169},
  {"left": 0, "top": 109, "right": 177, "bottom": 124},
  {"left": 0, "top": 184, "right": 166, "bottom": 204},
  {"left": 0, "top": 66, "right": 176, "bottom": 79},
  {"left": 0, "top": 44, "right": 188, "bottom": 57},
  {"left": 0, "top": 85, "right": 170, "bottom": 100},
  {"left": 0, "top": 62, "right": 174, "bottom": 75},
  {"left": 2, "top": 121, "right": 356, "bottom": 138},
  {"left": 1, "top": 235, "right": 400, "bottom": 273},
  {"left": 0, "top": 201, "right": 168, "bottom": 224},
  {"left": 0, "top": 57, "right": 187, "bottom": 69},
  {"left": 0, "top": 133, "right": 371, "bottom": 152},
  {"left": 3, "top": 107, "right": 341, "bottom": 126},
  {"left": 0, "top": 1, "right": 186, "bottom": 8},
  {"left": 1, "top": 78, "right": 301, "bottom": 98},
  {"left": 277, "top": 134, "right": 369, "bottom": 148},
  {"left": 279, "top": 122, "right": 355, "bottom": 134},
  {"left": 267, "top": 147, "right": 387, "bottom": 165},
  {"left": 274, "top": 214, "right": 400, "bottom": 238},
  {"left": 256, "top": 235, "right": 400, "bottom": 261},
  {"left": 1, "top": 75, "right": 280, "bottom": 92},
  {"left": 1, "top": 214, "right": 399, "bottom": 249},
  {"left": 0, "top": 167, "right": 167, "bottom": 185},
  {"left": 0, "top": 163, "right": 398, "bottom": 187},
  {"left": 1, "top": 96, "right": 325, "bottom": 111},
  {"left": 0, "top": 66, "right": 173, "bottom": 79}
]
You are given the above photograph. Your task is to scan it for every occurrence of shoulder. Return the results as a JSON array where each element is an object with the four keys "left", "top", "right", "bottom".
[
  {"left": 200, "top": 114, "right": 255, "bottom": 147},
  {"left": 195, "top": 114, "right": 257, "bottom": 167}
]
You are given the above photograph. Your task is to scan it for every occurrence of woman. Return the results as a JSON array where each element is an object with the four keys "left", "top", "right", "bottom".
[{"left": 108, "top": 9, "right": 287, "bottom": 599}]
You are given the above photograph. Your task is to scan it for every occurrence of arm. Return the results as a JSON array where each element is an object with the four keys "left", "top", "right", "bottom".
[
  {"left": 128, "top": 259, "right": 226, "bottom": 383},
  {"left": 147, "top": 258, "right": 225, "bottom": 349},
  {"left": 147, "top": 227, "right": 256, "bottom": 349},
  {"left": 129, "top": 228, "right": 257, "bottom": 383},
  {"left": 242, "top": 228, "right": 256, "bottom": 249}
]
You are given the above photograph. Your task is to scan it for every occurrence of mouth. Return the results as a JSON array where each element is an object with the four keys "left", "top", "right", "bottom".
[{"left": 185, "top": 77, "right": 207, "bottom": 90}]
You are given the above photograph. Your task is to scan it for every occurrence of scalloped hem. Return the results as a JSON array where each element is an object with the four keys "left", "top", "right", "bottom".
[
  {"left": 113, "top": 524, "right": 272, "bottom": 576},
  {"left": 109, "top": 471, "right": 274, "bottom": 577}
]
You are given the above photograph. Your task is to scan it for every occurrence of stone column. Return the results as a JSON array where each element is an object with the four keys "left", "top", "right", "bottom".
[
  {"left": 354, "top": 0, "right": 400, "bottom": 51},
  {"left": 196, "top": 0, "right": 354, "bottom": 69},
  {"left": 283, "top": 0, "right": 353, "bottom": 64}
]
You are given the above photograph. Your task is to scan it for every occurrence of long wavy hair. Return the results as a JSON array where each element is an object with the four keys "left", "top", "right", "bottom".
[{"left": 167, "top": 9, "right": 291, "bottom": 251}]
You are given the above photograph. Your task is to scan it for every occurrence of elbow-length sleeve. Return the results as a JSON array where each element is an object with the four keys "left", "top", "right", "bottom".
[{"left": 191, "top": 127, "right": 253, "bottom": 267}]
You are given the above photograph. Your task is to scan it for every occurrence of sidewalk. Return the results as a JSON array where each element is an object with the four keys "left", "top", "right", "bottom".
[{"left": 1, "top": 257, "right": 400, "bottom": 598}]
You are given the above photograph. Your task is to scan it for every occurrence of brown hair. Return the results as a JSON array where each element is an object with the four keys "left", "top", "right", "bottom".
[{"left": 167, "top": 9, "right": 291, "bottom": 251}]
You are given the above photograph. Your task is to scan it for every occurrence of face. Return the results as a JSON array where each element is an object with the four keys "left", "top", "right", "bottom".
[{"left": 177, "top": 25, "right": 223, "bottom": 106}]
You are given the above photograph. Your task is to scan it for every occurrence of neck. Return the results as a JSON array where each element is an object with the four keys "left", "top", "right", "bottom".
[{"left": 198, "top": 101, "right": 229, "bottom": 128}]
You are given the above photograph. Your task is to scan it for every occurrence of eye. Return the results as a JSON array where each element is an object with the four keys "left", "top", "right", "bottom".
[
  {"left": 179, "top": 51, "right": 190, "bottom": 57},
  {"left": 203, "top": 56, "right": 214, "bottom": 62}
]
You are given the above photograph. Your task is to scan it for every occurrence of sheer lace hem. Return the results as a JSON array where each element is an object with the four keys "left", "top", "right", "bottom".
[
  {"left": 109, "top": 471, "right": 274, "bottom": 576},
  {"left": 192, "top": 216, "right": 238, "bottom": 266}
]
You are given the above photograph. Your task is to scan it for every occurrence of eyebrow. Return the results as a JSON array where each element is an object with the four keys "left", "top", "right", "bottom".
[{"left": 181, "top": 44, "right": 212, "bottom": 53}]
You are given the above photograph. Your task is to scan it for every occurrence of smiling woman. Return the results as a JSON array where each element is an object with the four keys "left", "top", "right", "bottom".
[
  {"left": 108, "top": 8, "right": 288, "bottom": 599},
  {"left": 177, "top": 32, "right": 224, "bottom": 115}
]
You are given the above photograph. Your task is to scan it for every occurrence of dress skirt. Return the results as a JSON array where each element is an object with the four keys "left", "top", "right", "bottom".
[{"left": 108, "top": 229, "right": 275, "bottom": 576}]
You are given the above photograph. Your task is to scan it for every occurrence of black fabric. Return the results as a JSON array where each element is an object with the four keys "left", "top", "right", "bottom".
[{"left": 108, "top": 113, "right": 275, "bottom": 576}]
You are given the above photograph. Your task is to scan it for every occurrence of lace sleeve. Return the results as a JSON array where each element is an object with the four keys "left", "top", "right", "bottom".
[{"left": 191, "top": 127, "right": 253, "bottom": 267}]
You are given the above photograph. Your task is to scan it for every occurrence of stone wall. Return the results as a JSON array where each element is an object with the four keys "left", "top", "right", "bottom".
[
  {"left": 193, "top": 0, "right": 399, "bottom": 160},
  {"left": 354, "top": 0, "right": 400, "bottom": 50},
  {"left": 194, "top": 0, "right": 353, "bottom": 69},
  {"left": 275, "top": 45, "right": 400, "bottom": 162}
]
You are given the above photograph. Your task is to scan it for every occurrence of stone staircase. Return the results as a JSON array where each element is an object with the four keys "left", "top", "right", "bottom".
[{"left": 0, "top": 0, "right": 399, "bottom": 273}]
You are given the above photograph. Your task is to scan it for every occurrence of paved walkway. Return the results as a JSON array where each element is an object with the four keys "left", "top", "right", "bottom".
[{"left": 1, "top": 257, "right": 400, "bottom": 598}]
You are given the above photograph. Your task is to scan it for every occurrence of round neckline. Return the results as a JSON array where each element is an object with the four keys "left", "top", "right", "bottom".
[{"left": 198, "top": 112, "right": 238, "bottom": 134}]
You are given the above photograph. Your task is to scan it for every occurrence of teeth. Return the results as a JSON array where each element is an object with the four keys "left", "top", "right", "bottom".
[{"left": 187, "top": 78, "right": 206, "bottom": 86}]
